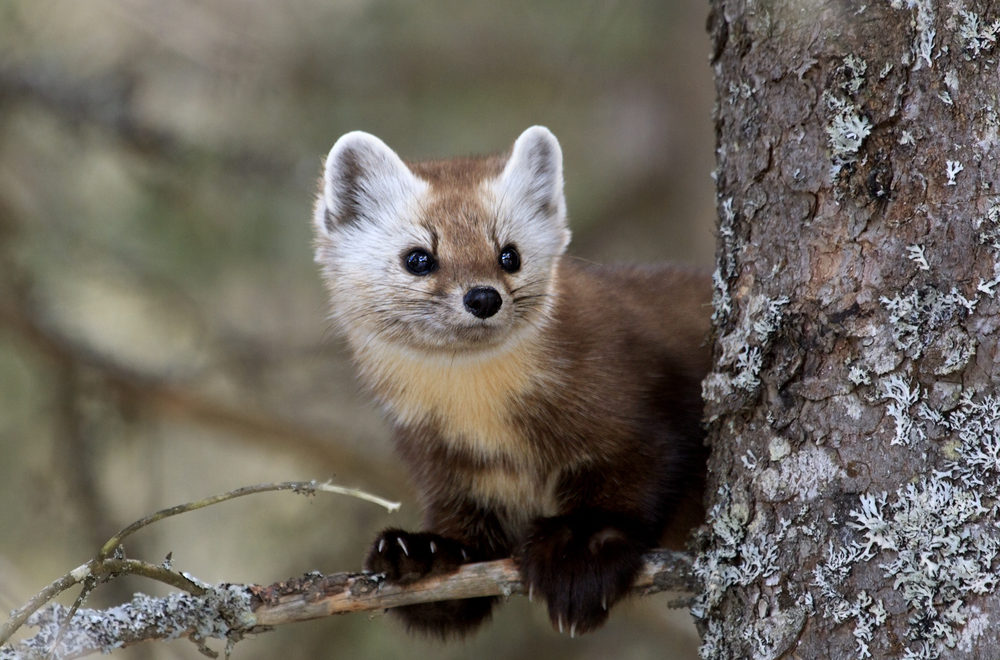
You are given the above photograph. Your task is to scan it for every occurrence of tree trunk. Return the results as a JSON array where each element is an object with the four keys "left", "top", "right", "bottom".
[{"left": 698, "top": 1, "right": 1000, "bottom": 658}]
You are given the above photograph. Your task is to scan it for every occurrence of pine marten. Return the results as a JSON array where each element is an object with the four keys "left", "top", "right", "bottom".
[{"left": 312, "top": 126, "right": 711, "bottom": 637}]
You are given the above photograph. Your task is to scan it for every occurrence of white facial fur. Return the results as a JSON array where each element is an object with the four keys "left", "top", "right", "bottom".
[{"left": 313, "top": 126, "right": 570, "bottom": 358}]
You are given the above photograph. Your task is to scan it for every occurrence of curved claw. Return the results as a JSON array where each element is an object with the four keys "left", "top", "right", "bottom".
[{"left": 517, "top": 513, "right": 648, "bottom": 636}]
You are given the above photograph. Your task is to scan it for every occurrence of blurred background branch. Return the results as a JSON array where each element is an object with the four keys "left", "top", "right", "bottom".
[
  {"left": 0, "top": 64, "right": 297, "bottom": 178},
  {"left": 0, "top": 1, "right": 714, "bottom": 658},
  {"left": 0, "top": 260, "right": 390, "bottom": 484}
]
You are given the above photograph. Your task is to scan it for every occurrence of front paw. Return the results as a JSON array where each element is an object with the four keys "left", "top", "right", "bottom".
[
  {"left": 364, "top": 529, "right": 493, "bottom": 637},
  {"left": 517, "top": 514, "right": 646, "bottom": 636},
  {"left": 365, "top": 529, "right": 471, "bottom": 584}
]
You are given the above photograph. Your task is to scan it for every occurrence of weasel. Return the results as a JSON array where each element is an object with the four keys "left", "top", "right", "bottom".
[{"left": 312, "top": 126, "right": 711, "bottom": 637}]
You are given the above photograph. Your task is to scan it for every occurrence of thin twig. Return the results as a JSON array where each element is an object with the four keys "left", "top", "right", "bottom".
[
  {"left": 98, "top": 480, "right": 399, "bottom": 560},
  {"left": 45, "top": 577, "right": 96, "bottom": 660},
  {"left": 0, "top": 568, "right": 88, "bottom": 647},
  {"left": 0, "top": 558, "right": 213, "bottom": 653},
  {"left": 311, "top": 482, "right": 402, "bottom": 512},
  {"left": 0, "top": 481, "right": 398, "bottom": 647},
  {"left": 98, "top": 559, "right": 210, "bottom": 595}
]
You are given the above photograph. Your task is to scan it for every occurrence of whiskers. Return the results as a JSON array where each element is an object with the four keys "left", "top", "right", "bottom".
[
  {"left": 339, "top": 290, "right": 445, "bottom": 347},
  {"left": 329, "top": 265, "right": 557, "bottom": 354},
  {"left": 510, "top": 276, "right": 553, "bottom": 320},
  {"left": 512, "top": 292, "right": 550, "bottom": 307}
]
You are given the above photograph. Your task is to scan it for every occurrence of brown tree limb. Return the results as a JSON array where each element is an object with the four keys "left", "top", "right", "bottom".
[
  {"left": 0, "top": 475, "right": 694, "bottom": 658},
  {"left": 1, "top": 551, "right": 696, "bottom": 660},
  {"left": 250, "top": 550, "right": 695, "bottom": 625}
]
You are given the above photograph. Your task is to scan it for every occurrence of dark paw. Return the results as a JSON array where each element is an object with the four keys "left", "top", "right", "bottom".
[
  {"left": 365, "top": 529, "right": 471, "bottom": 584},
  {"left": 517, "top": 514, "right": 646, "bottom": 636},
  {"left": 364, "top": 529, "right": 493, "bottom": 637}
]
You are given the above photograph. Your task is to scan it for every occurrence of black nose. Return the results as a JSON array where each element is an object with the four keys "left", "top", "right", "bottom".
[{"left": 463, "top": 286, "right": 502, "bottom": 319}]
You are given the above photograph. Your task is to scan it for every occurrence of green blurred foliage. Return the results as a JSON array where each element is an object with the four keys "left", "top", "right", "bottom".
[{"left": 0, "top": 1, "right": 714, "bottom": 658}]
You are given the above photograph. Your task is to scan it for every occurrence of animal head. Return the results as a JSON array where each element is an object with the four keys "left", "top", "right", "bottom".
[{"left": 313, "top": 126, "right": 571, "bottom": 354}]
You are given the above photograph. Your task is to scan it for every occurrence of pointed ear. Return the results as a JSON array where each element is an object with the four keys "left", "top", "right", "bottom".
[
  {"left": 497, "top": 126, "right": 566, "bottom": 223},
  {"left": 314, "top": 131, "right": 424, "bottom": 236}
]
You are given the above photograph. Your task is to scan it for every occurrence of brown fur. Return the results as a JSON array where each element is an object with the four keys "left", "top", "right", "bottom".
[
  {"left": 361, "top": 258, "right": 712, "bottom": 636},
  {"left": 384, "top": 260, "right": 711, "bottom": 544},
  {"left": 314, "top": 127, "right": 711, "bottom": 636}
]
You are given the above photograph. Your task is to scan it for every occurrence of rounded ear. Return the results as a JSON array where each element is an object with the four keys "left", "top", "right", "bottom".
[
  {"left": 314, "top": 131, "right": 424, "bottom": 236},
  {"left": 498, "top": 126, "right": 566, "bottom": 223}
]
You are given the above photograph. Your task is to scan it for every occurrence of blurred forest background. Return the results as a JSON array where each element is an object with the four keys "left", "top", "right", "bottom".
[{"left": 0, "top": 1, "right": 716, "bottom": 658}]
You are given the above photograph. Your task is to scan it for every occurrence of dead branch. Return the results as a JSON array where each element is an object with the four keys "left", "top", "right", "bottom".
[
  {"left": 97, "top": 481, "right": 398, "bottom": 562},
  {"left": 251, "top": 550, "right": 695, "bottom": 625},
  {"left": 1, "top": 551, "right": 695, "bottom": 660},
  {"left": 0, "top": 481, "right": 398, "bottom": 647}
]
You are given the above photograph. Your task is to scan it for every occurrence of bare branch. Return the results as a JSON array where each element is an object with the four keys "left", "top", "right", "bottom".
[
  {"left": 1, "top": 551, "right": 695, "bottom": 659},
  {"left": 251, "top": 550, "right": 695, "bottom": 625},
  {"left": 98, "top": 480, "right": 399, "bottom": 561},
  {"left": 0, "top": 481, "right": 397, "bottom": 648}
]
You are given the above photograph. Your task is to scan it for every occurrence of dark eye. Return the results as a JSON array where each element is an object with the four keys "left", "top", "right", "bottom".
[
  {"left": 499, "top": 245, "right": 520, "bottom": 273},
  {"left": 404, "top": 249, "right": 437, "bottom": 276}
]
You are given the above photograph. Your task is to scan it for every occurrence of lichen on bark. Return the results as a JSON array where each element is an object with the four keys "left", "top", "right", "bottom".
[{"left": 701, "top": 1, "right": 1000, "bottom": 657}]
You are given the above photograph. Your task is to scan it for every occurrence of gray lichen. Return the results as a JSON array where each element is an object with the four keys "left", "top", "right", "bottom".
[
  {"left": 824, "top": 93, "right": 872, "bottom": 179},
  {"left": 823, "top": 473, "right": 1000, "bottom": 659},
  {"left": 693, "top": 486, "right": 793, "bottom": 658},
  {"left": 879, "top": 286, "right": 977, "bottom": 359},
  {"left": 711, "top": 197, "right": 737, "bottom": 326},
  {"left": 954, "top": 8, "right": 1000, "bottom": 58},
  {"left": 945, "top": 159, "right": 965, "bottom": 185},
  {"left": 888, "top": 0, "right": 937, "bottom": 69},
  {"left": 938, "top": 392, "right": 1000, "bottom": 496},
  {"left": 878, "top": 374, "right": 924, "bottom": 446},
  {"left": 807, "top": 207, "right": 1000, "bottom": 656},
  {"left": 703, "top": 293, "right": 789, "bottom": 410},
  {"left": 810, "top": 330, "right": 998, "bottom": 656},
  {"left": 822, "top": 52, "right": 878, "bottom": 180},
  {"left": 757, "top": 443, "right": 845, "bottom": 502},
  {"left": 906, "top": 244, "right": 930, "bottom": 270},
  {"left": 704, "top": 0, "right": 1000, "bottom": 657},
  {"left": 1, "top": 585, "right": 253, "bottom": 659}
]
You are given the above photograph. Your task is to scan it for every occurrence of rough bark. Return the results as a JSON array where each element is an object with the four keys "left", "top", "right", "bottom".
[{"left": 699, "top": 1, "right": 1000, "bottom": 658}]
